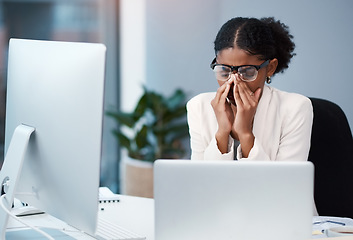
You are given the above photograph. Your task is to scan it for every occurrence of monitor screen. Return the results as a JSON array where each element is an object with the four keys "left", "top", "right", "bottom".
[{"left": 2, "top": 38, "right": 106, "bottom": 235}]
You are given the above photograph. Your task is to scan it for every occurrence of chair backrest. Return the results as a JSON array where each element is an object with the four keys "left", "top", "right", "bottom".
[{"left": 308, "top": 97, "right": 353, "bottom": 218}]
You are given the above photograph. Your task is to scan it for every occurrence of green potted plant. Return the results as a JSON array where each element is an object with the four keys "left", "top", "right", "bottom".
[{"left": 106, "top": 87, "right": 189, "bottom": 197}]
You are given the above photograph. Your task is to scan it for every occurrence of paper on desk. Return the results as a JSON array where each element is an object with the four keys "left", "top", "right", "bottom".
[{"left": 312, "top": 216, "right": 353, "bottom": 239}]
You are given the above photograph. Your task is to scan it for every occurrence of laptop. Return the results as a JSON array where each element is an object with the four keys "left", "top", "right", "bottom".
[{"left": 154, "top": 160, "right": 314, "bottom": 240}]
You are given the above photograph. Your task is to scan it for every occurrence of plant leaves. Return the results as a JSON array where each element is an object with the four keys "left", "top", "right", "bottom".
[
  {"left": 113, "top": 130, "right": 131, "bottom": 152},
  {"left": 135, "top": 124, "right": 149, "bottom": 149},
  {"left": 166, "top": 89, "right": 186, "bottom": 110},
  {"left": 133, "top": 91, "right": 148, "bottom": 118},
  {"left": 162, "top": 105, "right": 186, "bottom": 124},
  {"left": 106, "top": 111, "right": 136, "bottom": 128},
  {"left": 106, "top": 87, "right": 189, "bottom": 161}
]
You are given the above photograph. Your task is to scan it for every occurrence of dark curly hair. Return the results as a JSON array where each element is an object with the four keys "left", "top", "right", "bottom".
[{"left": 214, "top": 17, "right": 295, "bottom": 75}]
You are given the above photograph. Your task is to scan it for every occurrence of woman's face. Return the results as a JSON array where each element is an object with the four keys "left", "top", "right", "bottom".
[{"left": 216, "top": 46, "right": 276, "bottom": 99}]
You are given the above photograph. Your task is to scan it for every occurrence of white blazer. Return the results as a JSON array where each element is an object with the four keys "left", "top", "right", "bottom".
[{"left": 187, "top": 85, "right": 313, "bottom": 161}]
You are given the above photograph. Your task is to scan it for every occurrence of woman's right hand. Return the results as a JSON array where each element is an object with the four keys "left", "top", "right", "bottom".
[{"left": 211, "top": 79, "right": 236, "bottom": 153}]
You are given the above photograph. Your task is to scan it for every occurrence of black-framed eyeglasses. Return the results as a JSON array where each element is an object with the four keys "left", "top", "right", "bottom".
[{"left": 210, "top": 58, "right": 270, "bottom": 82}]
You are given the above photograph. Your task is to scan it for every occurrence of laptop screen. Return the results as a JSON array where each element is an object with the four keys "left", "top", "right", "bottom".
[{"left": 154, "top": 160, "right": 314, "bottom": 240}]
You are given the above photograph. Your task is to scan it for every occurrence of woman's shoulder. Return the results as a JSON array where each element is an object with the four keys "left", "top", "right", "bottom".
[
  {"left": 269, "top": 86, "right": 311, "bottom": 106},
  {"left": 187, "top": 92, "right": 216, "bottom": 109},
  {"left": 267, "top": 86, "right": 312, "bottom": 113}
]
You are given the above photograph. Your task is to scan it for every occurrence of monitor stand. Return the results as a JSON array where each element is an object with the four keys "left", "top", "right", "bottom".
[{"left": 0, "top": 124, "right": 35, "bottom": 239}]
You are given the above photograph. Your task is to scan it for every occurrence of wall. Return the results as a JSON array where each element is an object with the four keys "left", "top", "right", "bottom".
[
  {"left": 220, "top": 0, "right": 353, "bottom": 128},
  {"left": 121, "top": 0, "right": 353, "bottom": 153},
  {"left": 120, "top": 0, "right": 146, "bottom": 112},
  {"left": 145, "top": 0, "right": 221, "bottom": 96}
]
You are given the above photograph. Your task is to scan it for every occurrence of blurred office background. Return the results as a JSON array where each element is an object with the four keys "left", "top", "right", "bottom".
[
  {"left": 0, "top": 0, "right": 120, "bottom": 191},
  {"left": 0, "top": 0, "right": 352, "bottom": 193}
]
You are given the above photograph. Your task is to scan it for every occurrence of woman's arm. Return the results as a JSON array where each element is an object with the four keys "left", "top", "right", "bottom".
[
  {"left": 187, "top": 93, "right": 235, "bottom": 161},
  {"left": 236, "top": 94, "right": 313, "bottom": 161},
  {"left": 275, "top": 97, "right": 313, "bottom": 161}
]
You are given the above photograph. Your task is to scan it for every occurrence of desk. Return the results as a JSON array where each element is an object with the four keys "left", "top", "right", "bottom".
[
  {"left": 323, "top": 238, "right": 353, "bottom": 240},
  {"left": 98, "top": 194, "right": 154, "bottom": 240},
  {"left": 103, "top": 195, "right": 353, "bottom": 240},
  {"left": 6, "top": 194, "right": 154, "bottom": 240},
  {"left": 6, "top": 193, "right": 353, "bottom": 240},
  {"left": 317, "top": 235, "right": 353, "bottom": 240}
]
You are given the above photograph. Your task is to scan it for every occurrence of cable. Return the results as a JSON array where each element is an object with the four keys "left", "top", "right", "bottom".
[{"left": 0, "top": 194, "right": 54, "bottom": 240}]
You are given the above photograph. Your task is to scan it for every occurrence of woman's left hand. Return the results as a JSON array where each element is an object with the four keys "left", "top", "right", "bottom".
[{"left": 231, "top": 76, "right": 262, "bottom": 157}]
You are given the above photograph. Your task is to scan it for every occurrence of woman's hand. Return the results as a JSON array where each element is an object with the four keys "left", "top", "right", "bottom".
[
  {"left": 211, "top": 79, "right": 236, "bottom": 153},
  {"left": 211, "top": 75, "right": 262, "bottom": 156},
  {"left": 232, "top": 76, "right": 262, "bottom": 157}
]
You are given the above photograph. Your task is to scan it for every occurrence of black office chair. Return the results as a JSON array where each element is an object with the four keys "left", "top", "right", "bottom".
[{"left": 308, "top": 97, "right": 353, "bottom": 218}]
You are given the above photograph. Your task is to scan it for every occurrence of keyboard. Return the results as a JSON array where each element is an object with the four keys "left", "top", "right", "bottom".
[
  {"left": 95, "top": 217, "right": 146, "bottom": 240},
  {"left": 97, "top": 188, "right": 147, "bottom": 240}
]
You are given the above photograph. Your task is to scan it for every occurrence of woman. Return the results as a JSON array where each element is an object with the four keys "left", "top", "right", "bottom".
[{"left": 187, "top": 17, "right": 313, "bottom": 161}]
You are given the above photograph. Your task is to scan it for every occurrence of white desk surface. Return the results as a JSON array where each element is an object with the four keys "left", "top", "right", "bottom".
[
  {"left": 7, "top": 193, "right": 353, "bottom": 240},
  {"left": 6, "top": 193, "right": 154, "bottom": 240},
  {"left": 98, "top": 194, "right": 154, "bottom": 240},
  {"left": 324, "top": 238, "right": 353, "bottom": 240}
]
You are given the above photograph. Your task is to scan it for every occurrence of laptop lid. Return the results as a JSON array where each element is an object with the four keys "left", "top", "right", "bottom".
[{"left": 154, "top": 160, "right": 314, "bottom": 240}]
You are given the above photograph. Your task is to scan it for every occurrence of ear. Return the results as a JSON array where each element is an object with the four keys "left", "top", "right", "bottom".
[{"left": 267, "top": 58, "right": 278, "bottom": 77}]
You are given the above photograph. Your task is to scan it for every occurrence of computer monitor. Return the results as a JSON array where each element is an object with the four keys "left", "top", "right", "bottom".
[{"left": 0, "top": 38, "right": 106, "bottom": 237}]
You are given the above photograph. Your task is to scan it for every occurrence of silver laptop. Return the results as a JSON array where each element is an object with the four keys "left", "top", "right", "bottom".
[{"left": 154, "top": 160, "right": 314, "bottom": 240}]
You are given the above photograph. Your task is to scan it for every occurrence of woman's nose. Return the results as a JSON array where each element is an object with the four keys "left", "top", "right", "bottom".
[{"left": 230, "top": 73, "right": 240, "bottom": 82}]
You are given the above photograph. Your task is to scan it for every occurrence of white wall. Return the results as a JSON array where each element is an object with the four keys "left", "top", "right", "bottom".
[
  {"left": 220, "top": 0, "right": 353, "bottom": 129},
  {"left": 145, "top": 0, "right": 221, "bottom": 96},
  {"left": 120, "top": 0, "right": 146, "bottom": 111},
  {"left": 121, "top": 0, "right": 353, "bottom": 147}
]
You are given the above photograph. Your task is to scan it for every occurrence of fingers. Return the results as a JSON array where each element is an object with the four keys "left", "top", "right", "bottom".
[
  {"left": 254, "top": 87, "right": 262, "bottom": 101},
  {"left": 233, "top": 83, "right": 241, "bottom": 106},
  {"left": 234, "top": 82, "right": 254, "bottom": 107},
  {"left": 214, "top": 79, "right": 232, "bottom": 105},
  {"left": 211, "top": 79, "right": 236, "bottom": 138},
  {"left": 233, "top": 78, "right": 259, "bottom": 107}
]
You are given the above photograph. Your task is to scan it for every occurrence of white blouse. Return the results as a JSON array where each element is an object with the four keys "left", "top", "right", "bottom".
[{"left": 187, "top": 85, "right": 313, "bottom": 161}]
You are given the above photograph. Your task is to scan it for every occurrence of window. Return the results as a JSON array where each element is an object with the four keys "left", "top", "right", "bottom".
[{"left": 0, "top": 0, "right": 120, "bottom": 192}]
